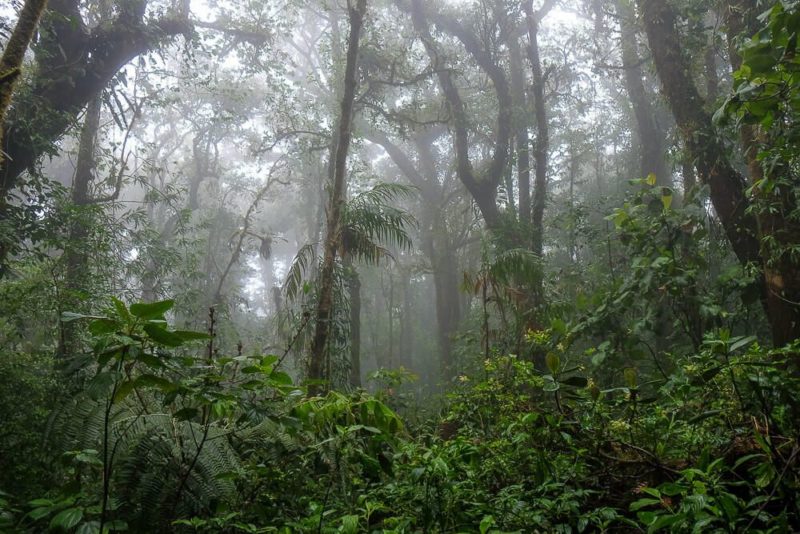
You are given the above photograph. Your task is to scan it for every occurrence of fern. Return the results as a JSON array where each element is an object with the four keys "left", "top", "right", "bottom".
[{"left": 47, "top": 394, "right": 240, "bottom": 531}]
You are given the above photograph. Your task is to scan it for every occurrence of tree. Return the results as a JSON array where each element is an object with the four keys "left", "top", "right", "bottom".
[
  {"left": 408, "top": 0, "right": 513, "bottom": 237},
  {"left": 637, "top": 0, "right": 800, "bottom": 347},
  {"left": 309, "top": 0, "right": 369, "bottom": 392},
  {"left": 0, "top": 0, "right": 191, "bottom": 272}
]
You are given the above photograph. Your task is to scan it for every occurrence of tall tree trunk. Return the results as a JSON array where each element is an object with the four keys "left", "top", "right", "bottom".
[
  {"left": 364, "top": 128, "right": 463, "bottom": 377},
  {"left": 399, "top": 265, "right": 413, "bottom": 369},
  {"left": 346, "top": 260, "right": 361, "bottom": 387},
  {"left": 704, "top": 11, "right": 720, "bottom": 104},
  {"left": 509, "top": 36, "right": 531, "bottom": 228},
  {"left": 308, "top": 0, "right": 367, "bottom": 393},
  {"left": 432, "top": 239, "right": 461, "bottom": 376},
  {"left": 523, "top": 0, "right": 553, "bottom": 259},
  {"left": 0, "top": 0, "right": 49, "bottom": 162},
  {"left": 58, "top": 95, "right": 102, "bottom": 358},
  {"left": 615, "top": 0, "right": 670, "bottom": 187},
  {"left": 409, "top": 0, "right": 512, "bottom": 236}
]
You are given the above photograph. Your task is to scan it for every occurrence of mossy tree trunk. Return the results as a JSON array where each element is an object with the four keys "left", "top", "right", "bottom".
[{"left": 308, "top": 0, "right": 368, "bottom": 393}]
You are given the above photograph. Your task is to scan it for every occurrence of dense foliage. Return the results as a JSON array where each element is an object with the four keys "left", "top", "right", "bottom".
[{"left": 1, "top": 0, "right": 799, "bottom": 532}]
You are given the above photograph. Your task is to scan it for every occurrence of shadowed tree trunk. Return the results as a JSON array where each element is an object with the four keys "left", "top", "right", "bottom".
[
  {"left": 346, "top": 259, "right": 362, "bottom": 387},
  {"left": 309, "top": 0, "right": 368, "bottom": 393},
  {"left": 636, "top": 0, "right": 800, "bottom": 347},
  {"left": 615, "top": 0, "right": 670, "bottom": 187},
  {"left": 364, "top": 127, "right": 464, "bottom": 377},
  {"left": 724, "top": 0, "right": 800, "bottom": 347},
  {"left": 523, "top": 0, "right": 555, "bottom": 258},
  {"left": 399, "top": 266, "right": 413, "bottom": 369},
  {"left": 57, "top": 95, "right": 102, "bottom": 358},
  {"left": 637, "top": 0, "right": 761, "bottom": 268}
]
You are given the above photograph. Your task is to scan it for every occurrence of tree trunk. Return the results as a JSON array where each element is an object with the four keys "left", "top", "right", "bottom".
[
  {"left": 0, "top": 0, "right": 49, "bottom": 162},
  {"left": 58, "top": 95, "right": 102, "bottom": 359},
  {"left": 615, "top": 0, "right": 670, "bottom": 187},
  {"left": 637, "top": 0, "right": 781, "bottom": 338},
  {"left": 364, "top": 128, "right": 463, "bottom": 377},
  {"left": 637, "top": 0, "right": 761, "bottom": 268},
  {"left": 725, "top": 0, "right": 800, "bottom": 347},
  {"left": 0, "top": 1, "right": 189, "bottom": 274},
  {"left": 509, "top": 36, "right": 531, "bottom": 228},
  {"left": 347, "top": 262, "right": 361, "bottom": 387},
  {"left": 308, "top": 0, "right": 367, "bottom": 393},
  {"left": 523, "top": 0, "right": 551, "bottom": 258},
  {"left": 432, "top": 240, "right": 461, "bottom": 376},
  {"left": 398, "top": 267, "right": 413, "bottom": 368},
  {"left": 409, "top": 0, "right": 512, "bottom": 236}
]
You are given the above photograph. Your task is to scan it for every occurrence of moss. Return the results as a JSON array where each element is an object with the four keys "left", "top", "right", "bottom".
[{"left": 0, "top": 0, "right": 50, "bottom": 163}]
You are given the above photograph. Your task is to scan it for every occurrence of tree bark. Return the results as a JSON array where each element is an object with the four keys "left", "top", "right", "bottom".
[
  {"left": 57, "top": 95, "right": 102, "bottom": 359},
  {"left": 0, "top": 0, "right": 49, "bottom": 163},
  {"left": 725, "top": 0, "right": 800, "bottom": 347},
  {"left": 364, "top": 128, "right": 463, "bottom": 377},
  {"left": 346, "top": 261, "right": 361, "bottom": 387},
  {"left": 637, "top": 0, "right": 780, "bottom": 337},
  {"left": 408, "top": 0, "right": 511, "bottom": 236},
  {"left": 637, "top": 0, "right": 761, "bottom": 268},
  {"left": 523, "top": 0, "right": 553, "bottom": 258},
  {"left": 308, "top": 0, "right": 368, "bottom": 393},
  {"left": 509, "top": 36, "right": 531, "bottom": 227},
  {"left": 615, "top": 0, "right": 670, "bottom": 187}
]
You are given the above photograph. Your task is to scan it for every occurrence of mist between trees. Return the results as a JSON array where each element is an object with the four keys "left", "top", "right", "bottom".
[{"left": 1, "top": 0, "right": 799, "bottom": 532}]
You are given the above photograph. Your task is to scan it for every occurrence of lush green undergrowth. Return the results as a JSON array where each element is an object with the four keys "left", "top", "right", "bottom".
[{"left": 1, "top": 297, "right": 798, "bottom": 533}]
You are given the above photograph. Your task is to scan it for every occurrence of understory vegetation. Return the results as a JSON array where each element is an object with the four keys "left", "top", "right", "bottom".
[{"left": 1, "top": 0, "right": 800, "bottom": 532}]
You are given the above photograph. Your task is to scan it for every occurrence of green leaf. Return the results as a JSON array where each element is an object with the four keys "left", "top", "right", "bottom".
[
  {"left": 134, "top": 374, "right": 174, "bottom": 392},
  {"left": 129, "top": 300, "right": 174, "bottom": 320},
  {"left": 340, "top": 515, "right": 359, "bottom": 534},
  {"left": 479, "top": 515, "right": 495, "bottom": 534},
  {"left": 61, "top": 312, "right": 106, "bottom": 323},
  {"left": 111, "top": 297, "right": 131, "bottom": 323},
  {"left": 114, "top": 380, "right": 135, "bottom": 403},
  {"left": 270, "top": 371, "right": 293, "bottom": 385},
  {"left": 89, "top": 318, "right": 120, "bottom": 335},
  {"left": 661, "top": 191, "right": 673, "bottom": 211},
  {"left": 645, "top": 173, "right": 657, "bottom": 186},
  {"left": 143, "top": 324, "right": 183, "bottom": 347},
  {"left": 729, "top": 335, "right": 757, "bottom": 353},
  {"left": 630, "top": 498, "right": 661, "bottom": 511},
  {"left": 28, "top": 507, "right": 53, "bottom": 520},
  {"left": 50, "top": 507, "right": 83, "bottom": 530},
  {"left": 545, "top": 352, "right": 561, "bottom": 374},
  {"left": 623, "top": 367, "right": 638, "bottom": 388},
  {"left": 76, "top": 521, "right": 101, "bottom": 534}
]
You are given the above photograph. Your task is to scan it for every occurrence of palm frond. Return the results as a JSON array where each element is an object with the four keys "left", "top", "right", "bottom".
[
  {"left": 341, "top": 183, "right": 416, "bottom": 263},
  {"left": 487, "top": 248, "right": 542, "bottom": 287},
  {"left": 283, "top": 243, "right": 317, "bottom": 302}
]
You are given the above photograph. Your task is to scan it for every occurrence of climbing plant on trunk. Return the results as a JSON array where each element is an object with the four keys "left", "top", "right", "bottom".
[{"left": 308, "top": 0, "right": 369, "bottom": 392}]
